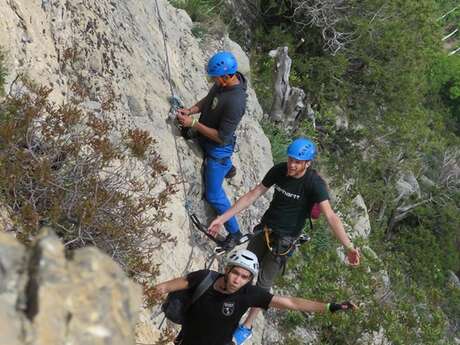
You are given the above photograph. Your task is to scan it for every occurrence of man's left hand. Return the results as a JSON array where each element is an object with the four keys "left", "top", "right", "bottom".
[
  {"left": 346, "top": 247, "right": 360, "bottom": 266},
  {"left": 177, "top": 113, "right": 193, "bottom": 127}
]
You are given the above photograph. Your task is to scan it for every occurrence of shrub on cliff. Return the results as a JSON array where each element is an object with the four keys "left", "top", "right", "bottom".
[{"left": 0, "top": 74, "right": 177, "bottom": 285}]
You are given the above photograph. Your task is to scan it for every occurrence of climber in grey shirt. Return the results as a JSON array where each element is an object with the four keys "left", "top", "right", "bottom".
[{"left": 177, "top": 51, "right": 247, "bottom": 249}]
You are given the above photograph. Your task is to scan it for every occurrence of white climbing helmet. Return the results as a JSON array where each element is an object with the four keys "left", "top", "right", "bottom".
[{"left": 227, "top": 249, "right": 259, "bottom": 277}]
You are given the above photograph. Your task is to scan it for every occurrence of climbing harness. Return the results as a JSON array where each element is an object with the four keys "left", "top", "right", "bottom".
[
  {"left": 262, "top": 225, "right": 311, "bottom": 257},
  {"left": 260, "top": 224, "right": 311, "bottom": 275}
]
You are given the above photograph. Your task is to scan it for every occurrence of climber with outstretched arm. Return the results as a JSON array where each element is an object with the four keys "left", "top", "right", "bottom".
[
  {"left": 176, "top": 51, "right": 247, "bottom": 250},
  {"left": 154, "top": 249, "right": 358, "bottom": 345}
]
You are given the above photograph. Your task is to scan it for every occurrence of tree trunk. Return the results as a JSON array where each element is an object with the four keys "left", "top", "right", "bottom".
[{"left": 268, "top": 47, "right": 307, "bottom": 130}]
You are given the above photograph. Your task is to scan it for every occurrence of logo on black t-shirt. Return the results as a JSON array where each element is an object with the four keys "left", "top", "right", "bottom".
[
  {"left": 222, "top": 302, "right": 235, "bottom": 316},
  {"left": 274, "top": 184, "right": 300, "bottom": 200},
  {"left": 211, "top": 97, "right": 219, "bottom": 110}
]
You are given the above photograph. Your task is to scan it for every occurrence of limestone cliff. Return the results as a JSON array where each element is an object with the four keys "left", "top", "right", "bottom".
[{"left": 0, "top": 0, "right": 273, "bottom": 343}]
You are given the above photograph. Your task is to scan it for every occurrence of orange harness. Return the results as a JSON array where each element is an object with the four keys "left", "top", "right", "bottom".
[{"left": 263, "top": 225, "right": 296, "bottom": 256}]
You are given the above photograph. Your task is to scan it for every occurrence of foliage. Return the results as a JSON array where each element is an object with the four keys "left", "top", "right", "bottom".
[
  {"left": 260, "top": 119, "right": 291, "bottom": 163},
  {"left": 243, "top": 0, "right": 460, "bottom": 343},
  {"left": 169, "top": 0, "right": 222, "bottom": 22},
  {"left": 429, "top": 54, "right": 460, "bottom": 133},
  {"left": 276, "top": 219, "right": 455, "bottom": 345},
  {"left": 0, "top": 75, "right": 177, "bottom": 301}
]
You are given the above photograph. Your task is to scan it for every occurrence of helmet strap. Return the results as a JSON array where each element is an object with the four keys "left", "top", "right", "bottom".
[
  {"left": 223, "top": 276, "right": 228, "bottom": 290},
  {"left": 299, "top": 161, "right": 310, "bottom": 176}
]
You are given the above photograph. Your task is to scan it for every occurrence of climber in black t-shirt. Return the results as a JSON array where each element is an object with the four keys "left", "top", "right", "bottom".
[
  {"left": 153, "top": 249, "right": 357, "bottom": 345},
  {"left": 208, "top": 137, "right": 361, "bottom": 344}
]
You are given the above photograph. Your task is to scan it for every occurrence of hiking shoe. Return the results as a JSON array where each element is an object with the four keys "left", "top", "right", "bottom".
[
  {"left": 232, "top": 325, "right": 252, "bottom": 345},
  {"left": 220, "top": 231, "right": 243, "bottom": 251},
  {"left": 225, "top": 165, "right": 236, "bottom": 179}
]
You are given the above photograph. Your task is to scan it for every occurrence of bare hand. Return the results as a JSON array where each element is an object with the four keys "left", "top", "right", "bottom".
[
  {"left": 177, "top": 113, "right": 193, "bottom": 128},
  {"left": 346, "top": 247, "right": 361, "bottom": 267},
  {"left": 176, "top": 108, "right": 191, "bottom": 116},
  {"left": 343, "top": 301, "right": 358, "bottom": 311},
  {"left": 339, "top": 301, "right": 358, "bottom": 312},
  {"left": 149, "top": 284, "right": 168, "bottom": 303},
  {"left": 208, "top": 217, "right": 224, "bottom": 237}
]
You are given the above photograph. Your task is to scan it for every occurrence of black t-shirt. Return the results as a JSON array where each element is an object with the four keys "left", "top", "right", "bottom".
[
  {"left": 261, "top": 163, "right": 330, "bottom": 236},
  {"left": 199, "top": 72, "right": 247, "bottom": 145},
  {"left": 180, "top": 269, "right": 273, "bottom": 345}
]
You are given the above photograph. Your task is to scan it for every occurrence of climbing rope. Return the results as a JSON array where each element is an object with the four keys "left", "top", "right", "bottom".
[
  {"left": 149, "top": 1, "right": 241, "bottom": 329},
  {"left": 152, "top": 0, "right": 222, "bottom": 271},
  {"left": 152, "top": 0, "right": 191, "bottom": 211},
  {"left": 153, "top": 0, "right": 175, "bottom": 99}
]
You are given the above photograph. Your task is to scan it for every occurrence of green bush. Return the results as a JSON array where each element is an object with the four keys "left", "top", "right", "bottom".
[
  {"left": 247, "top": 2, "right": 460, "bottom": 342},
  {"left": 169, "top": 0, "right": 222, "bottom": 22}
]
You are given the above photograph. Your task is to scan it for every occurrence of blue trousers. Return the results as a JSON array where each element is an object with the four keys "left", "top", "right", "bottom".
[{"left": 204, "top": 156, "right": 240, "bottom": 234}]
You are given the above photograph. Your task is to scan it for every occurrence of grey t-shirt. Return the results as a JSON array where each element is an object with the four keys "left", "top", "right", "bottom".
[{"left": 199, "top": 72, "right": 247, "bottom": 145}]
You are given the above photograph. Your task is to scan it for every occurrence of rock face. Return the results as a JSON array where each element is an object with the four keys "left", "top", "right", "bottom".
[
  {"left": 222, "top": 0, "right": 259, "bottom": 51},
  {"left": 0, "top": 228, "right": 142, "bottom": 345},
  {"left": 0, "top": 0, "right": 273, "bottom": 343},
  {"left": 0, "top": 0, "right": 271, "bottom": 272},
  {"left": 348, "top": 194, "right": 371, "bottom": 239}
]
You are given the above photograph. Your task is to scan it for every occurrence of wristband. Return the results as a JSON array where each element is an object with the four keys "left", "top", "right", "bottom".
[
  {"left": 329, "top": 301, "right": 354, "bottom": 313},
  {"left": 328, "top": 303, "right": 342, "bottom": 313},
  {"left": 345, "top": 243, "right": 354, "bottom": 251},
  {"left": 325, "top": 303, "right": 331, "bottom": 312},
  {"left": 191, "top": 118, "right": 198, "bottom": 128}
]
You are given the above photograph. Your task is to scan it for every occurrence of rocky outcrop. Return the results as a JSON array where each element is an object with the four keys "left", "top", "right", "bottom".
[
  {"left": 348, "top": 194, "right": 372, "bottom": 239},
  {"left": 0, "top": 228, "right": 141, "bottom": 345}
]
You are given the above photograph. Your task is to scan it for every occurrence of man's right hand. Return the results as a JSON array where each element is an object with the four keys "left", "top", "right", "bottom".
[
  {"left": 208, "top": 217, "right": 224, "bottom": 237},
  {"left": 346, "top": 247, "right": 361, "bottom": 267},
  {"left": 177, "top": 108, "right": 191, "bottom": 116},
  {"left": 328, "top": 301, "right": 358, "bottom": 313}
]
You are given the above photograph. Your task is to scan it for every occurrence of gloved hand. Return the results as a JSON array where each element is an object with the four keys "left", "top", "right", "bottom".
[{"left": 328, "top": 301, "right": 358, "bottom": 313}]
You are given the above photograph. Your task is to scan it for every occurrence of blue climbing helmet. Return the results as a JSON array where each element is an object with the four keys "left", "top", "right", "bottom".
[
  {"left": 287, "top": 138, "right": 317, "bottom": 161},
  {"left": 207, "top": 51, "right": 238, "bottom": 77}
]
